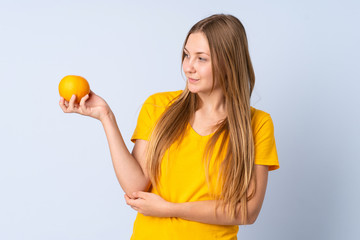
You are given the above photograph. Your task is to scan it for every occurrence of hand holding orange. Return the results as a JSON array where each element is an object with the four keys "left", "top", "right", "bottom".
[{"left": 58, "top": 75, "right": 90, "bottom": 104}]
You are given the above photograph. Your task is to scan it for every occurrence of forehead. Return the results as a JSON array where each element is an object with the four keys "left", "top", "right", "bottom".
[{"left": 184, "top": 32, "right": 210, "bottom": 54}]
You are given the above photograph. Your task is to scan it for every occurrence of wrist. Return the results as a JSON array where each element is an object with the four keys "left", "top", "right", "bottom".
[
  {"left": 167, "top": 202, "right": 180, "bottom": 218},
  {"left": 99, "top": 109, "right": 114, "bottom": 123}
]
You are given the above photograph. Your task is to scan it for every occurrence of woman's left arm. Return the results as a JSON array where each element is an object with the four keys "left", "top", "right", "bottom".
[{"left": 125, "top": 165, "right": 269, "bottom": 225}]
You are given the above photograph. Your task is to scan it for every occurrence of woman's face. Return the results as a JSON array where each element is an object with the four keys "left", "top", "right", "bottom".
[{"left": 183, "top": 32, "right": 215, "bottom": 94}]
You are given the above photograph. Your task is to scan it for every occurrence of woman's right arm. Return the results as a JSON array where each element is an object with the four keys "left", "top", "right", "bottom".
[
  {"left": 59, "top": 91, "right": 151, "bottom": 199},
  {"left": 101, "top": 112, "right": 151, "bottom": 198}
]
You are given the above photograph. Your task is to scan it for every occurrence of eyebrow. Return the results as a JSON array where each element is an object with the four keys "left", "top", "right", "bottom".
[{"left": 184, "top": 47, "right": 210, "bottom": 56}]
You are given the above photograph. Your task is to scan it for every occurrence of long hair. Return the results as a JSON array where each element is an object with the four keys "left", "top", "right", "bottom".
[{"left": 146, "top": 14, "right": 256, "bottom": 224}]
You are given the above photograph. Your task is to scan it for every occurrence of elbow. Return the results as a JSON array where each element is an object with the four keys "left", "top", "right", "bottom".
[
  {"left": 247, "top": 209, "right": 260, "bottom": 225},
  {"left": 247, "top": 215, "right": 257, "bottom": 225},
  {"left": 236, "top": 213, "right": 258, "bottom": 225},
  {"left": 125, "top": 182, "right": 152, "bottom": 199},
  {"left": 243, "top": 205, "right": 262, "bottom": 225},
  {"left": 247, "top": 210, "right": 261, "bottom": 225}
]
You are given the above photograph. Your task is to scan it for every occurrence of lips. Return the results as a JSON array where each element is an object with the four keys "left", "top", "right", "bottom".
[{"left": 188, "top": 78, "right": 199, "bottom": 83}]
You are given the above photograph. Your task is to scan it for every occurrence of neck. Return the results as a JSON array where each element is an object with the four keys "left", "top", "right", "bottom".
[{"left": 196, "top": 88, "right": 226, "bottom": 115}]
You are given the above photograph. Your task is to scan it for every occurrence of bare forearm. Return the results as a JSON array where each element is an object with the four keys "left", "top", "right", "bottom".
[
  {"left": 171, "top": 166, "right": 268, "bottom": 225},
  {"left": 170, "top": 200, "right": 235, "bottom": 225},
  {"left": 126, "top": 167, "right": 268, "bottom": 225},
  {"left": 101, "top": 112, "right": 150, "bottom": 196},
  {"left": 171, "top": 200, "right": 256, "bottom": 226}
]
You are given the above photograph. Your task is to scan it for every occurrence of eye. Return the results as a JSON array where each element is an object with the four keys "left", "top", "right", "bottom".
[
  {"left": 199, "top": 57, "right": 207, "bottom": 61},
  {"left": 184, "top": 52, "right": 189, "bottom": 58}
]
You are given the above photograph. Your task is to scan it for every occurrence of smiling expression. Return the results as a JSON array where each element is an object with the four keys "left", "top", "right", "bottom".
[{"left": 183, "top": 32, "right": 219, "bottom": 94}]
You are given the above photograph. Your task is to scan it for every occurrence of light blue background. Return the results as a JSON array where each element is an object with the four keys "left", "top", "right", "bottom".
[{"left": 1, "top": 0, "right": 359, "bottom": 239}]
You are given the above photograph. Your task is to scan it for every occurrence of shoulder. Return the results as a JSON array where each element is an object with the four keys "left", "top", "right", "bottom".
[
  {"left": 138, "top": 90, "right": 183, "bottom": 120},
  {"left": 250, "top": 107, "right": 274, "bottom": 135},
  {"left": 251, "top": 107, "right": 271, "bottom": 123},
  {"left": 134, "top": 90, "right": 183, "bottom": 130},
  {"left": 144, "top": 90, "right": 183, "bottom": 107}
]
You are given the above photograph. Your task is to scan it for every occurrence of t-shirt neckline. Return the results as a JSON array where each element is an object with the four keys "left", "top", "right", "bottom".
[{"left": 187, "top": 122, "right": 215, "bottom": 138}]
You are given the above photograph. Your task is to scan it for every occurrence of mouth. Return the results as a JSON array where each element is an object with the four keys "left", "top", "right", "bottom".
[{"left": 188, "top": 78, "right": 199, "bottom": 83}]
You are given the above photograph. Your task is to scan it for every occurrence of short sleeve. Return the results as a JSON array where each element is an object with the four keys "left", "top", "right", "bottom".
[
  {"left": 130, "top": 90, "right": 183, "bottom": 144},
  {"left": 131, "top": 99, "right": 156, "bottom": 143},
  {"left": 253, "top": 114, "right": 279, "bottom": 171}
]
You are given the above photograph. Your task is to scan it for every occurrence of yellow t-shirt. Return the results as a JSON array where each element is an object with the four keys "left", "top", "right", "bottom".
[{"left": 130, "top": 90, "right": 279, "bottom": 240}]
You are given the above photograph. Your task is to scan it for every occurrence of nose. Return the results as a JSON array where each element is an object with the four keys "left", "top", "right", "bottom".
[{"left": 183, "top": 57, "right": 195, "bottom": 74}]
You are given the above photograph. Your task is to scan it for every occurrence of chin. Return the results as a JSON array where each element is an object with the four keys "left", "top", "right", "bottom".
[
  {"left": 187, "top": 85, "right": 216, "bottom": 95},
  {"left": 187, "top": 85, "right": 200, "bottom": 94}
]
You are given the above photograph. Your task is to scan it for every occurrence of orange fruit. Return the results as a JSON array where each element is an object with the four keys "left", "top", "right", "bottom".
[{"left": 58, "top": 75, "right": 90, "bottom": 104}]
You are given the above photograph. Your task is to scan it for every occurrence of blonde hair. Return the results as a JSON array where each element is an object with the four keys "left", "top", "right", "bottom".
[{"left": 146, "top": 14, "right": 256, "bottom": 224}]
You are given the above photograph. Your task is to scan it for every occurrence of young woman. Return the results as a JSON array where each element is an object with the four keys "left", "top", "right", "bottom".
[{"left": 59, "top": 14, "right": 279, "bottom": 240}]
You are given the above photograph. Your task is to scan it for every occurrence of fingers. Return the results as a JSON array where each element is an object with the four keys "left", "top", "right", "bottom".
[
  {"left": 60, "top": 93, "right": 92, "bottom": 115},
  {"left": 124, "top": 194, "right": 143, "bottom": 213},
  {"left": 131, "top": 206, "right": 140, "bottom": 212},
  {"left": 133, "top": 191, "right": 148, "bottom": 199},
  {"left": 124, "top": 194, "right": 144, "bottom": 206},
  {"left": 68, "top": 94, "right": 78, "bottom": 110},
  {"left": 59, "top": 96, "right": 71, "bottom": 112},
  {"left": 125, "top": 194, "right": 136, "bottom": 200},
  {"left": 59, "top": 95, "right": 78, "bottom": 113},
  {"left": 79, "top": 94, "right": 89, "bottom": 113},
  {"left": 124, "top": 194, "right": 130, "bottom": 201},
  {"left": 59, "top": 97, "right": 67, "bottom": 112},
  {"left": 124, "top": 194, "right": 131, "bottom": 203},
  {"left": 125, "top": 195, "right": 136, "bottom": 205}
]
